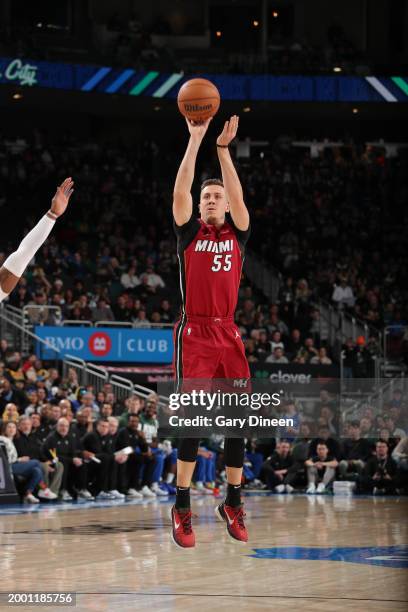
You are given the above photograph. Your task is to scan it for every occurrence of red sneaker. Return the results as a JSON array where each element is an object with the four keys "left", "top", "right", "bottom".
[
  {"left": 170, "top": 506, "right": 195, "bottom": 548},
  {"left": 215, "top": 503, "right": 248, "bottom": 543}
]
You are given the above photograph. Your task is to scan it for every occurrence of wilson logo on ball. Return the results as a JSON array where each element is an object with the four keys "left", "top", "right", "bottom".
[
  {"left": 184, "top": 103, "right": 213, "bottom": 112},
  {"left": 88, "top": 332, "right": 112, "bottom": 357}
]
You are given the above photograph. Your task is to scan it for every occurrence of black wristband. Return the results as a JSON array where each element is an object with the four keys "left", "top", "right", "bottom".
[{"left": 216, "top": 144, "right": 229, "bottom": 148}]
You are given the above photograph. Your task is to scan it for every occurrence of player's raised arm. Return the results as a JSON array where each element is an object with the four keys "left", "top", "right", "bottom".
[
  {"left": 0, "top": 178, "right": 74, "bottom": 300},
  {"left": 216, "top": 115, "right": 249, "bottom": 231},
  {"left": 173, "top": 118, "right": 211, "bottom": 226}
]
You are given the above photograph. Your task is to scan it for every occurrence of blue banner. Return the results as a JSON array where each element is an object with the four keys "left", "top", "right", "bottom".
[
  {"left": 34, "top": 326, "right": 173, "bottom": 363},
  {"left": 1, "top": 56, "right": 407, "bottom": 102}
]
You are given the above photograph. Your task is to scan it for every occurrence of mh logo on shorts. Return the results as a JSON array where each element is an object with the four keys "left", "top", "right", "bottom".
[{"left": 88, "top": 332, "right": 112, "bottom": 357}]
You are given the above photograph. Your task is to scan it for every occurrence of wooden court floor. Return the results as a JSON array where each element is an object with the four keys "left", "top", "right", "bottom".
[{"left": 0, "top": 494, "right": 407, "bottom": 611}]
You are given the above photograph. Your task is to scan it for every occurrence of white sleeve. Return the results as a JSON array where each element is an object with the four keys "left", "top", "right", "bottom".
[{"left": 2, "top": 214, "right": 55, "bottom": 279}]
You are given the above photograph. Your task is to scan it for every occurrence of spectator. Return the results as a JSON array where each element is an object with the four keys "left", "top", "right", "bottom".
[
  {"left": 0, "top": 378, "right": 26, "bottom": 415},
  {"left": 339, "top": 420, "right": 372, "bottom": 480},
  {"left": 266, "top": 347, "right": 289, "bottom": 364},
  {"left": 82, "top": 418, "right": 125, "bottom": 500},
  {"left": 310, "top": 347, "right": 332, "bottom": 365},
  {"left": 42, "top": 417, "right": 92, "bottom": 501},
  {"left": 118, "top": 396, "right": 143, "bottom": 428},
  {"left": 91, "top": 298, "right": 115, "bottom": 322},
  {"left": 309, "top": 425, "right": 341, "bottom": 460},
  {"left": 261, "top": 440, "right": 294, "bottom": 493},
  {"left": 120, "top": 265, "right": 140, "bottom": 289},
  {"left": 115, "top": 414, "right": 155, "bottom": 498},
  {"left": 2, "top": 402, "right": 20, "bottom": 423},
  {"left": 14, "top": 416, "right": 60, "bottom": 498},
  {"left": 359, "top": 440, "right": 398, "bottom": 495},
  {"left": 332, "top": 277, "right": 355, "bottom": 309},
  {"left": 305, "top": 441, "right": 338, "bottom": 494},
  {"left": 0, "top": 421, "right": 55, "bottom": 503}
]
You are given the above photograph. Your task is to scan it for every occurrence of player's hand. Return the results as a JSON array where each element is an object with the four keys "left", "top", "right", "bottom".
[
  {"left": 186, "top": 117, "right": 212, "bottom": 142},
  {"left": 50, "top": 177, "right": 74, "bottom": 217},
  {"left": 217, "top": 115, "right": 239, "bottom": 147}
]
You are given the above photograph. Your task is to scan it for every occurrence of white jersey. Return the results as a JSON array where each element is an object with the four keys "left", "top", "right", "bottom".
[{"left": 0, "top": 286, "right": 8, "bottom": 303}]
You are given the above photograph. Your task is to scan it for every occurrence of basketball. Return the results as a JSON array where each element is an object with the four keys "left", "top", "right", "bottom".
[{"left": 177, "top": 78, "right": 220, "bottom": 122}]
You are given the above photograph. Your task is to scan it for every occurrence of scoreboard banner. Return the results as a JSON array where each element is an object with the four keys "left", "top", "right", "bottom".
[{"left": 1, "top": 57, "right": 408, "bottom": 102}]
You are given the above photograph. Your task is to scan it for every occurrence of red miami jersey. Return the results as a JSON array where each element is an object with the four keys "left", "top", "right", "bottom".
[{"left": 173, "top": 215, "right": 250, "bottom": 318}]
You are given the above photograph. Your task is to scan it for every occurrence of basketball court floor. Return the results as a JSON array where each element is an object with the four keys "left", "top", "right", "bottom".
[{"left": 0, "top": 494, "right": 407, "bottom": 611}]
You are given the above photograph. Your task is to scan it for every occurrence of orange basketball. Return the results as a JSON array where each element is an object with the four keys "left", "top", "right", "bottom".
[{"left": 177, "top": 78, "right": 220, "bottom": 123}]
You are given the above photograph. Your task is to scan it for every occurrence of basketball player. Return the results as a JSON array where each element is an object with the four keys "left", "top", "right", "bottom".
[
  {"left": 171, "top": 116, "right": 250, "bottom": 547},
  {"left": 0, "top": 178, "right": 74, "bottom": 304}
]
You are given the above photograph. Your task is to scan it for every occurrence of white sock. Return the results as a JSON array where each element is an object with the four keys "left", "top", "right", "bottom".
[
  {"left": 166, "top": 473, "right": 175, "bottom": 484},
  {"left": 3, "top": 214, "right": 55, "bottom": 278}
]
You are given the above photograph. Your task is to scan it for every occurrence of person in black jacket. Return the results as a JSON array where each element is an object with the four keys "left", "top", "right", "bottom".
[
  {"left": 115, "top": 414, "right": 155, "bottom": 498},
  {"left": 82, "top": 419, "right": 126, "bottom": 500},
  {"left": 30, "top": 412, "right": 52, "bottom": 444},
  {"left": 42, "top": 417, "right": 92, "bottom": 501},
  {"left": 339, "top": 421, "right": 373, "bottom": 480},
  {"left": 308, "top": 425, "right": 341, "bottom": 460},
  {"left": 0, "top": 378, "right": 27, "bottom": 416},
  {"left": 15, "top": 416, "right": 63, "bottom": 496},
  {"left": 261, "top": 441, "right": 294, "bottom": 492},
  {"left": 359, "top": 439, "right": 398, "bottom": 494}
]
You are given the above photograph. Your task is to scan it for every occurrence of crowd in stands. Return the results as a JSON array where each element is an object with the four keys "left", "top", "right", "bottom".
[
  {"left": 2, "top": 134, "right": 406, "bottom": 369},
  {"left": 0, "top": 351, "right": 407, "bottom": 503}
]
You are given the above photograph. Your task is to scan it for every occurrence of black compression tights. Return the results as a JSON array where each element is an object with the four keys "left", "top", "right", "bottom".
[{"left": 177, "top": 438, "right": 245, "bottom": 468}]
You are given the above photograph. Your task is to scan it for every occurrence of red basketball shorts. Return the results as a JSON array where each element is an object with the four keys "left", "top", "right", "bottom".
[{"left": 173, "top": 314, "right": 250, "bottom": 386}]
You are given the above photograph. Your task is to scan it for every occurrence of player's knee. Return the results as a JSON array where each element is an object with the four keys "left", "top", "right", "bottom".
[
  {"left": 224, "top": 438, "right": 245, "bottom": 468},
  {"left": 178, "top": 439, "right": 200, "bottom": 462}
]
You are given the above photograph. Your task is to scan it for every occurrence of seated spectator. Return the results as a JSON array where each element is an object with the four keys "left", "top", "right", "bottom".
[
  {"left": 91, "top": 298, "right": 115, "bottom": 322},
  {"left": 118, "top": 395, "right": 142, "bottom": 428},
  {"left": 383, "top": 414, "right": 406, "bottom": 440},
  {"left": 0, "top": 421, "right": 56, "bottom": 503},
  {"left": 115, "top": 414, "right": 155, "bottom": 498},
  {"left": 112, "top": 295, "right": 133, "bottom": 321},
  {"left": 82, "top": 418, "right": 125, "bottom": 500},
  {"left": 310, "top": 347, "right": 332, "bottom": 365},
  {"left": 42, "top": 417, "right": 91, "bottom": 501},
  {"left": 120, "top": 265, "right": 140, "bottom": 290},
  {"left": 139, "top": 398, "right": 168, "bottom": 497},
  {"left": 332, "top": 277, "right": 355, "bottom": 309},
  {"left": 14, "top": 416, "right": 60, "bottom": 498},
  {"left": 140, "top": 266, "right": 165, "bottom": 290},
  {"left": 270, "top": 331, "right": 285, "bottom": 353},
  {"left": 266, "top": 347, "right": 289, "bottom": 364},
  {"left": 305, "top": 441, "right": 338, "bottom": 494},
  {"left": 77, "top": 392, "right": 100, "bottom": 420},
  {"left": 339, "top": 420, "right": 372, "bottom": 480},
  {"left": 359, "top": 439, "right": 398, "bottom": 495},
  {"left": 2, "top": 402, "right": 20, "bottom": 423},
  {"left": 0, "top": 378, "right": 26, "bottom": 415},
  {"left": 261, "top": 440, "right": 294, "bottom": 493},
  {"left": 286, "top": 329, "right": 303, "bottom": 360},
  {"left": 309, "top": 425, "right": 341, "bottom": 460}
]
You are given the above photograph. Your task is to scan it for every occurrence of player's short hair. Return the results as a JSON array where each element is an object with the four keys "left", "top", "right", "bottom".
[{"left": 200, "top": 178, "right": 224, "bottom": 192}]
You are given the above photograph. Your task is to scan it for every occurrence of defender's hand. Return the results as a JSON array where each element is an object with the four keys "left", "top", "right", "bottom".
[
  {"left": 217, "top": 115, "right": 239, "bottom": 147},
  {"left": 186, "top": 117, "right": 212, "bottom": 142},
  {"left": 51, "top": 177, "right": 74, "bottom": 217}
]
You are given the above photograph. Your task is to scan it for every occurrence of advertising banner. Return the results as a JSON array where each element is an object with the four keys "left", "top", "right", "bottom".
[{"left": 34, "top": 326, "right": 173, "bottom": 363}]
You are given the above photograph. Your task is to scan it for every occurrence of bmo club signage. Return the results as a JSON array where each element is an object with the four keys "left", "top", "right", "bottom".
[{"left": 34, "top": 326, "right": 173, "bottom": 363}]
